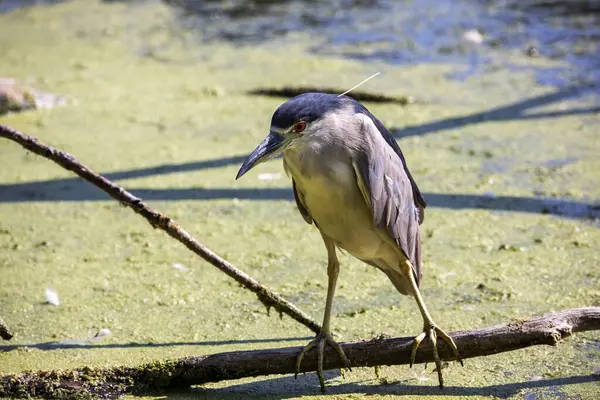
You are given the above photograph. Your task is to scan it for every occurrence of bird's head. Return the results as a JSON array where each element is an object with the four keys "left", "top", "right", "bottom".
[{"left": 236, "top": 92, "right": 349, "bottom": 179}]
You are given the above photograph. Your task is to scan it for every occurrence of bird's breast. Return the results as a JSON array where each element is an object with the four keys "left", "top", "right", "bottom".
[{"left": 283, "top": 150, "right": 384, "bottom": 259}]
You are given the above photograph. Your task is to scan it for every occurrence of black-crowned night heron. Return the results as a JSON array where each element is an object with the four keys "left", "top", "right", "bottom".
[{"left": 236, "top": 92, "right": 462, "bottom": 390}]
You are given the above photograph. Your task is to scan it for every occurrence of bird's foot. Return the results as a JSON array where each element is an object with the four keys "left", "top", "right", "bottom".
[
  {"left": 295, "top": 331, "right": 351, "bottom": 392},
  {"left": 410, "top": 323, "right": 463, "bottom": 388}
]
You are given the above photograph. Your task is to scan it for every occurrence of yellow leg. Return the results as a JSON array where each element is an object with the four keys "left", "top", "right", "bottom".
[
  {"left": 403, "top": 260, "right": 463, "bottom": 387},
  {"left": 295, "top": 236, "right": 351, "bottom": 392}
]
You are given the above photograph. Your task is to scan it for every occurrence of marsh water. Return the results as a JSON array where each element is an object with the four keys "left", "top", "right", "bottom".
[
  {"left": 3, "top": 0, "right": 600, "bottom": 88},
  {"left": 0, "top": 0, "right": 599, "bottom": 399}
]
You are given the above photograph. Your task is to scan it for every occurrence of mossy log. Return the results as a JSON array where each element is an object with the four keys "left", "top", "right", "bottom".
[{"left": 1, "top": 308, "right": 599, "bottom": 399}]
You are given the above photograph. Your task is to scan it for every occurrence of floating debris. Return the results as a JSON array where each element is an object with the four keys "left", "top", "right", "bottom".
[
  {"left": 438, "top": 271, "right": 457, "bottom": 279},
  {"left": 413, "top": 369, "right": 432, "bottom": 382},
  {"left": 462, "top": 29, "right": 484, "bottom": 44},
  {"left": 49, "top": 328, "right": 112, "bottom": 347},
  {"left": 44, "top": 288, "right": 60, "bottom": 306},
  {"left": 172, "top": 263, "right": 189, "bottom": 272},
  {"left": 0, "top": 316, "right": 13, "bottom": 340},
  {"left": 258, "top": 173, "right": 281, "bottom": 181},
  {"left": 526, "top": 46, "right": 540, "bottom": 57},
  {"left": 90, "top": 328, "right": 112, "bottom": 342},
  {"left": 0, "top": 78, "right": 66, "bottom": 114}
]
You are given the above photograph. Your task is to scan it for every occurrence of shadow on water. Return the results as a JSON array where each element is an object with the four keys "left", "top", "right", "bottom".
[
  {"left": 247, "top": 85, "right": 600, "bottom": 138},
  {"left": 392, "top": 85, "right": 600, "bottom": 139},
  {"left": 1, "top": 175, "right": 598, "bottom": 220},
  {"left": 1, "top": 86, "right": 598, "bottom": 219},
  {"left": 187, "top": 373, "right": 599, "bottom": 399},
  {"left": 102, "top": 155, "right": 247, "bottom": 182},
  {"left": 0, "top": 336, "right": 312, "bottom": 352}
]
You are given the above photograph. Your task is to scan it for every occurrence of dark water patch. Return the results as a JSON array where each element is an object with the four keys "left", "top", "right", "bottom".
[
  {"left": 1, "top": 173, "right": 598, "bottom": 220},
  {"left": 3, "top": 0, "right": 600, "bottom": 89},
  {"left": 164, "top": 0, "right": 600, "bottom": 89},
  {"left": 0, "top": 0, "right": 63, "bottom": 13}
]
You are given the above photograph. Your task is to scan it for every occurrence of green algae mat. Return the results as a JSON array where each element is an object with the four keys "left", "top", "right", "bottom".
[{"left": 1, "top": 1, "right": 599, "bottom": 399}]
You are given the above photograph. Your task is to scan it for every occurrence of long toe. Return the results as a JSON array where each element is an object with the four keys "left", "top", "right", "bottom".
[
  {"left": 436, "top": 327, "right": 463, "bottom": 366},
  {"left": 410, "top": 331, "right": 427, "bottom": 368},
  {"left": 428, "top": 328, "right": 444, "bottom": 388},
  {"left": 327, "top": 336, "right": 351, "bottom": 371},
  {"left": 295, "top": 332, "right": 351, "bottom": 392},
  {"left": 295, "top": 340, "right": 317, "bottom": 378},
  {"left": 411, "top": 324, "right": 463, "bottom": 388}
]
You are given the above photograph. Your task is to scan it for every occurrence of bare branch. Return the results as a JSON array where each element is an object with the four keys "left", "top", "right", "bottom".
[
  {"left": 0, "top": 123, "right": 321, "bottom": 334},
  {"left": 0, "top": 316, "right": 13, "bottom": 340},
  {"left": 1, "top": 308, "right": 599, "bottom": 399}
]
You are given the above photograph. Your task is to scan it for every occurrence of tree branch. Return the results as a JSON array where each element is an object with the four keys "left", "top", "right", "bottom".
[
  {"left": 0, "top": 123, "right": 321, "bottom": 334},
  {"left": 0, "top": 316, "right": 13, "bottom": 341},
  {"left": 1, "top": 308, "right": 599, "bottom": 399}
]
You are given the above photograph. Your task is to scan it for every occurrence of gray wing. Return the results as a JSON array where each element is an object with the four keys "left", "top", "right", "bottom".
[
  {"left": 354, "top": 102, "right": 427, "bottom": 215},
  {"left": 352, "top": 115, "right": 423, "bottom": 285},
  {"left": 292, "top": 179, "right": 313, "bottom": 225}
]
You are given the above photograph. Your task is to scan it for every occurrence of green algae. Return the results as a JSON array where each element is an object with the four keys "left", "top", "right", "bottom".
[
  {"left": 0, "top": 360, "right": 181, "bottom": 399},
  {"left": 1, "top": 0, "right": 599, "bottom": 399}
]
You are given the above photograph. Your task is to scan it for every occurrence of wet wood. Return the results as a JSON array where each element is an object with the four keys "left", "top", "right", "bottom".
[{"left": 1, "top": 308, "right": 598, "bottom": 399}]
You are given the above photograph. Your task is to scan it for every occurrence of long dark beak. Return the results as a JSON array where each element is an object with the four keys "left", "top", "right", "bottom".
[{"left": 236, "top": 132, "right": 286, "bottom": 180}]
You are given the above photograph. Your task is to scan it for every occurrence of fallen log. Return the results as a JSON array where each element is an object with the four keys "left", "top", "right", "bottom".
[{"left": 1, "top": 307, "right": 598, "bottom": 399}]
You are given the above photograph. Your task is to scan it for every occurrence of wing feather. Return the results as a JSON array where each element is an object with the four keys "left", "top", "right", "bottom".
[
  {"left": 354, "top": 103, "right": 426, "bottom": 223},
  {"left": 352, "top": 114, "right": 424, "bottom": 285},
  {"left": 292, "top": 179, "right": 312, "bottom": 225}
]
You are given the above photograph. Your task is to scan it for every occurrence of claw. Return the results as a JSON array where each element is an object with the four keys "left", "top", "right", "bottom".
[
  {"left": 428, "top": 328, "right": 443, "bottom": 387},
  {"left": 295, "top": 341, "right": 316, "bottom": 379},
  {"left": 409, "top": 324, "right": 462, "bottom": 388},
  {"left": 295, "top": 332, "right": 351, "bottom": 392},
  {"left": 410, "top": 331, "right": 427, "bottom": 368},
  {"left": 436, "top": 328, "right": 464, "bottom": 367}
]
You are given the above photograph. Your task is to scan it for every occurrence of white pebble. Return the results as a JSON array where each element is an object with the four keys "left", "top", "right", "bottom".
[
  {"left": 439, "top": 271, "right": 457, "bottom": 279},
  {"left": 45, "top": 288, "right": 60, "bottom": 306},
  {"left": 258, "top": 173, "right": 281, "bottom": 181},
  {"left": 463, "top": 29, "right": 484, "bottom": 44},
  {"left": 172, "top": 263, "right": 189, "bottom": 272},
  {"left": 94, "top": 328, "right": 112, "bottom": 338},
  {"left": 412, "top": 371, "right": 431, "bottom": 382}
]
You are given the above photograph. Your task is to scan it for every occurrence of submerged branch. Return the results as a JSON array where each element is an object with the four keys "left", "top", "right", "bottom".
[
  {"left": 1, "top": 308, "right": 599, "bottom": 399},
  {"left": 249, "top": 87, "right": 415, "bottom": 105},
  {"left": 0, "top": 123, "right": 321, "bottom": 334},
  {"left": 0, "top": 317, "right": 13, "bottom": 341}
]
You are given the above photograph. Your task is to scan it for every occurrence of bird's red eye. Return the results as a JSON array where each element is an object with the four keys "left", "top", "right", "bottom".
[{"left": 294, "top": 121, "right": 306, "bottom": 133}]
